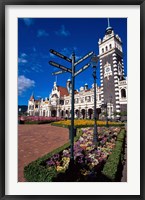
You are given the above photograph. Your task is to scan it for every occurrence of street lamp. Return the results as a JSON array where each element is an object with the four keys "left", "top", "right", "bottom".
[
  {"left": 109, "top": 95, "right": 112, "bottom": 121},
  {"left": 101, "top": 103, "right": 108, "bottom": 127},
  {"left": 85, "top": 104, "right": 88, "bottom": 119},
  {"left": 105, "top": 102, "right": 109, "bottom": 127},
  {"left": 91, "top": 54, "right": 99, "bottom": 148},
  {"left": 79, "top": 105, "right": 81, "bottom": 119}
]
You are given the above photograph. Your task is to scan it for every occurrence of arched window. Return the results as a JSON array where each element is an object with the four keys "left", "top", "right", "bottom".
[
  {"left": 109, "top": 44, "right": 112, "bottom": 49},
  {"left": 102, "top": 48, "right": 104, "bottom": 53},
  {"left": 106, "top": 46, "right": 108, "bottom": 51},
  {"left": 121, "top": 89, "right": 126, "bottom": 98}
]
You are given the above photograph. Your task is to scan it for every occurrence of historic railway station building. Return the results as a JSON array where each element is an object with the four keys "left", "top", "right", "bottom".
[{"left": 27, "top": 22, "right": 127, "bottom": 120}]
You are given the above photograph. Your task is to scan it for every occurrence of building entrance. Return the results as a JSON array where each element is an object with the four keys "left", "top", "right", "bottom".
[{"left": 51, "top": 110, "right": 56, "bottom": 117}]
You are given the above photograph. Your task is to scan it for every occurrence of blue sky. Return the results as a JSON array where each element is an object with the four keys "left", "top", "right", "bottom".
[{"left": 18, "top": 18, "right": 127, "bottom": 105}]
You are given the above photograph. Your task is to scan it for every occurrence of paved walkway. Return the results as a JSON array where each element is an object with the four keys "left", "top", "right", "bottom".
[{"left": 18, "top": 124, "right": 69, "bottom": 182}]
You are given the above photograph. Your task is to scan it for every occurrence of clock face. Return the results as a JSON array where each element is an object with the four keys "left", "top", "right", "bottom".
[
  {"left": 105, "top": 67, "right": 110, "bottom": 73},
  {"left": 104, "top": 64, "right": 112, "bottom": 79}
]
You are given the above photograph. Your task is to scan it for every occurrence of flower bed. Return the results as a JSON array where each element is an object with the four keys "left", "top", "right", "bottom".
[
  {"left": 24, "top": 126, "right": 125, "bottom": 182},
  {"left": 18, "top": 116, "right": 64, "bottom": 124},
  {"left": 45, "top": 127, "right": 120, "bottom": 181},
  {"left": 51, "top": 119, "right": 124, "bottom": 128}
]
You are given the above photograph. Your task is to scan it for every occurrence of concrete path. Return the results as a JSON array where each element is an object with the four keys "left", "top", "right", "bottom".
[{"left": 18, "top": 124, "right": 69, "bottom": 182}]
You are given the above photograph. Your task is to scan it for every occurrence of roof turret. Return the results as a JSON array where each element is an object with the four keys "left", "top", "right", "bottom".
[{"left": 30, "top": 92, "right": 35, "bottom": 101}]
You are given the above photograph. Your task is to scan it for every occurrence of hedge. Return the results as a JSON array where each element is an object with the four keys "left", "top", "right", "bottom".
[
  {"left": 24, "top": 120, "right": 53, "bottom": 125},
  {"left": 101, "top": 128, "right": 126, "bottom": 181}
]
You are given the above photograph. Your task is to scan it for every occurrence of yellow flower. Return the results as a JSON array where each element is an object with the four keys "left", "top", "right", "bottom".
[
  {"left": 52, "top": 119, "right": 122, "bottom": 127},
  {"left": 56, "top": 166, "right": 65, "bottom": 172}
]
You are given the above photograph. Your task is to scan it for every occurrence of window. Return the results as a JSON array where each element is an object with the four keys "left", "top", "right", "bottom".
[
  {"left": 102, "top": 48, "right": 104, "bottom": 53},
  {"left": 81, "top": 97, "right": 84, "bottom": 103},
  {"left": 60, "top": 100, "right": 64, "bottom": 105},
  {"left": 29, "top": 105, "right": 34, "bottom": 110},
  {"left": 65, "top": 100, "right": 69, "bottom": 105},
  {"left": 121, "top": 89, "right": 126, "bottom": 98},
  {"left": 98, "top": 94, "right": 101, "bottom": 101},
  {"left": 85, "top": 96, "right": 91, "bottom": 102},
  {"left": 75, "top": 98, "right": 79, "bottom": 104},
  {"left": 87, "top": 96, "right": 91, "bottom": 102},
  {"left": 106, "top": 46, "right": 108, "bottom": 51},
  {"left": 109, "top": 44, "right": 112, "bottom": 49}
]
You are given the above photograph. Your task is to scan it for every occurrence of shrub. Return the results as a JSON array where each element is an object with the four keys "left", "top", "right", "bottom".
[
  {"left": 102, "top": 128, "right": 126, "bottom": 181},
  {"left": 18, "top": 116, "right": 64, "bottom": 124}
]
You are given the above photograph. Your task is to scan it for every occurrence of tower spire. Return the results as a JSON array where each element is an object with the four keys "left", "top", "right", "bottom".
[
  {"left": 107, "top": 18, "right": 110, "bottom": 28},
  {"left": 55, "top": 75, "right": 57, "bottom": 84},
  {"left": 105, "top": 18, "right": 113, "bottom": 35},
  {"left": 30, "top": 91, "right": 35, "bottom": 101}
]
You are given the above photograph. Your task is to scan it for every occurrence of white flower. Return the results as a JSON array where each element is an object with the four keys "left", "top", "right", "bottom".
[{"left": 79, "top": 137, "right": 84, "bottom": 142}]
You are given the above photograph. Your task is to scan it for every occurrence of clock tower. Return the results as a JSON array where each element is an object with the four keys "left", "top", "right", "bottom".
[{"left": 98, "top": 19, "right": 125, "bottom": 119}]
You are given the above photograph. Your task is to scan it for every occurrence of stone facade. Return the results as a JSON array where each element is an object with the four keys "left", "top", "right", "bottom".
[{"left": 27, "top": 82, "right": 102, "bottom": 119}]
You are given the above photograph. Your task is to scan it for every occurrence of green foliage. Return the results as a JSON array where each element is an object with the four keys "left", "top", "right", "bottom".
[
  {"left": 101, "top": 112, "right": 107, "bottom": 117},
  {"left": 102, "top": 129, "right": 126, "bottom": 181},
  {"left": 113, "top": 111, "right": 121, "bottom": 116},
  {"left": 24, "top": 163, "right": 57, "bottom": 182},
  {"left": 120, "top": 111, "right": 127, "bottom": 116},
  {"left": 24, "top": 129, "right": 82, "bottom": 182}
]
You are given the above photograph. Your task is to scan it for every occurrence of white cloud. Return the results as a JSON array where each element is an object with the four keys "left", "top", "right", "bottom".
[
  {"left": 49, "top": 52, "right": 55, "bottom": 58},
  {"left": 18, "top": 53, "right": 28, "bottom": 64},
  {"left": 23, "top": 18, "right": 34, "bottom": 26},
  {"left": 60, "top": 47, "right": 81, "bottom": 59},
  {"left": 55, "top": 25, "right": 70, "bottom": 37},
  {"left": 18, "top": 57, "right": 28, "bottom": 64},
  {"left": 60, "top": 47, "right": 72, "bottom": 58},
  {"left": 37, "top": 29, "right": 49, "bottom": 37},
  {"left": 75, "top": 55, "right": 82, "bottom": 60},
  {"left": 18, "top": 75, "right": 35, "bottom": 95},
  {"left": 18, "top": 51, "right": 44, "bottom": 74},
  {"left": 21, "top": 53, "right": 27, "bottom": 57}
]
